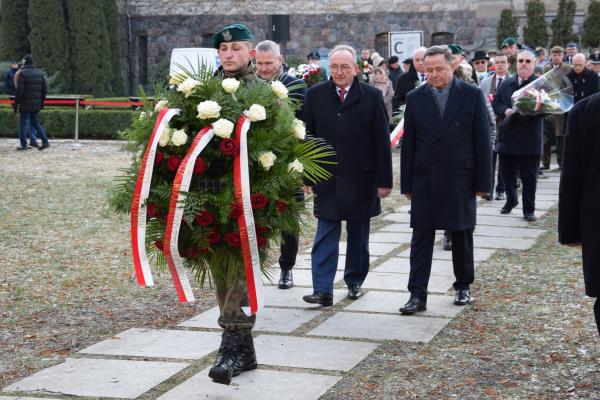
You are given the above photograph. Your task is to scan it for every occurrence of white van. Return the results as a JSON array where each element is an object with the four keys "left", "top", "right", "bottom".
[{"left": 170, "top": 48, "right": 220, "bottom": 76}]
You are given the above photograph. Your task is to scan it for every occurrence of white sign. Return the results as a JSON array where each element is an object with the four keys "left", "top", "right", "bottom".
[{"left": 389, "top": 31, "right": 423, "bottom": 60}]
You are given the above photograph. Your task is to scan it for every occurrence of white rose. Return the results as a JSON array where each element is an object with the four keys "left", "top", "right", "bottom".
[
  {"left": 171, "top": 129, "right": 188, "bottom": 146},
  {"left": 270, "top": 80, "right": 288, "bottom": 99},
  {"left": 212, "top": 118, "right": 234, "bottom": 138},
  {"left": 139, "top": 111, "right": 148, "bottom": 120},
  {"left": 197, "top": 100, "right": 221, "bottom": 120},
  {"left": 177, "top": 77, "right": 201, "bottom": 97},
  {"left": 288, "top": 159, "right": 304, "bottom": 173},
  {"left": 154, "top": 99, "right": 169, "bottom": 112},
  {"left": 246, "top": 104, "right": 267, "bottom": 122},
  {"left": 158, "top": 128, "right": 172, "bottom": 147},
  {"left": 222, "top": 78, "right": 240, "bottom": 94},
  {"left": 169, "top": 72, "right": 186, "bottom": 85},
  {"left": 258, "top": 151, "right": 277, "bottom": 170},
  {"left": 292, "top": 119, "right": 306, "bottom": 140}
]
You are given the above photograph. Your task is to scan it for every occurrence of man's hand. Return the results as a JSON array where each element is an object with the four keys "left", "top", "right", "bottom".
[
  {"left": 403, "top": 192, "right": 412, "bottom": 200},
  {"left": 476, "top": 192, "right": 490, "bottom": 199},
  {"left": 303, "top": 185, "right": 313, "bottom": 195},
  {"left": 504, "top": 108, "right": 515, "bottom": 117},
  {"left": 378, "top": 187, "right": 392, "bottom": 198}
]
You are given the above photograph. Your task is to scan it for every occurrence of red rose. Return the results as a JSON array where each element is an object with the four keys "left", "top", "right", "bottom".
[
  {"left": 257, "top": 235, "right": 267, "bottom": 249},
  {"left": 208, "top": 230, "right": 221, "bottom": 245},
  {"left": 220, "top": 138, "right": 239, "bottom": 156},
  {"left": 193, "top": 157, "right": 206, "bottom": 174},
  {"left": 195, "top": 210, "right": 214, "bottom": 226},
  {"left": 229, "top": 202, "right": 243, "bottom": 219},
  {"left": 185, "top": 245, "right": 208, "bottom": 258},
  {"left": 251, "top": 193, "right": 268, "bottom": 209},
  {"left": 167, "top": 155, "right": 182, "bottom": 171},
  {"left": 256, "top": 225, "right": 269, "bottom": 234},
  {"left": 154, "top": 240, "right": 164, "bottom": 251},
  {"left": 275, "top": 199, "right": 287, "bottom": 213},
  {"left": 154, "top": 151, "right": 164, "bottom": 166},
  {"left": 225, "top": 231, "right": 241, "bottom": 247},
  {"left": 146, "top": 202, "right": 161, "bottom": 218}
]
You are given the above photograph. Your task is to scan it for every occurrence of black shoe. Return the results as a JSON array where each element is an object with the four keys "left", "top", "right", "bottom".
[
  {"left": 29, "top": 142, "right": 39, "bottom": 148},
  {"left": 495, "top": 192, "right": 505, "bottom": 201},
  {"left": 443, "top": 232, "right": 452, "bottom": 251},
  {"left": 454, "top": 289, "right": 471, "bottom": 305},
  {"left": 347, "top": 285, "right": 363, "bottom": 300},
  {"left": 399, "top": 297, "right": 427, "bottom": 314},
  {"left": 302, "top": 292, "right": 333, "bottom": 306},
  {"left": 540, "top": 164, "right": 550, "bottom": 170},
  {"left": 483, "top": 194, "right": 493, "bottom": 201},
  {"left": 538, "top": 170, "right": 544, "bottom": 176},
  {"left": 39, "top": 143, "right": 50, "bottom": 151},
  {"left": 208, "top": 331, "right": 243, "bottom": 385},
  {"left": 278, "top": 269, "right": 293, "bottom": 289},
  {"left": 232, "top": 333, "right": 257, "bottom": 377},
  {"left": 524, "top": 213, "right": 536, "bottom": 222},
  {"left": 500, "top": 202, "right": 518, "bottom": 214},
  {"left": 16, "top": 146, "right": 28, "bottom": 151}
]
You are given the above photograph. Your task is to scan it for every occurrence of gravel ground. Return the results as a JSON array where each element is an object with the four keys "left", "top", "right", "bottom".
[{"left": 1, "top": 138, "right": 598, "bottom": 399}]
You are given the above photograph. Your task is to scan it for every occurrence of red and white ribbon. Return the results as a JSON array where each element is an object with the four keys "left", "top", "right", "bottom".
[
  {"left": 234, "top": 115, "right": 264, "bottom": 316},
  {"left": 390, "top": 118, "right": 405, "bottom": 147},
  {"left": 536, "top": 91, "right": 543, "bottom": 112},
  {"left": 163, "top": 126, "right": 215, "bottom": 302},
  {"left": 131, "top": 108, "right": 180, "bottom": 288}
]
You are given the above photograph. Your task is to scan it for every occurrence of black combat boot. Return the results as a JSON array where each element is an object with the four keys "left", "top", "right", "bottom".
[
  {"left": 233, "top": 333, "right": 257, "bottom": 376},
  {"left": 208, "top": 330, "right": 243, "bottom": 385}
]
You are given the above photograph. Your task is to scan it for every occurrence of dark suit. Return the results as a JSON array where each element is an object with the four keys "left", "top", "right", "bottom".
[
  {"left": 559, "top": 92, "right": 600, "bottom": 334},
  {"left": 392, "top": 64, "right": 419, "bottom": 110},
  {"left": 400, "top": 78, "right": 492, "bottom": 300},
  {"left": 305, "top": 77, "right": 393, "bottom": 294},
  {"left": 493, "top": 75, "right": 544, "bottom": 216}
]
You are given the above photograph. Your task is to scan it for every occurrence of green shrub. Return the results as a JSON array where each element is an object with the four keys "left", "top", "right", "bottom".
[{"left": 0, "top": 107, "right": 136, "bottom": 139}]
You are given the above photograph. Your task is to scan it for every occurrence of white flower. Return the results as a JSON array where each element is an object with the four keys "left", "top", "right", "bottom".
[
  {"left": 171, "top": 129, "right": 188, "bottom": 146},
  {"left": 270, "top": 80, "right": 288, "bottom": 99},
  {"left": 139, "top": 111, "right": 149, "bottom": 120},
  {"left": 197, "top": 100, "right": 221, "bottom": 120},
  {"left": 177, "top": 77, "right": 201, "bottom": 97},
  {"left": 292, "top": 119, "right": 306, "bottom": 140},
  {"left": 246, "top": 104, "right": 267, "bottom": 122},
  {"left": 154, "top": 99, "right": 169, "bottom": 112},
  {"left": 169, "top": 72, "right": 186, "bottom": 85},
  {"left": 222, "top": 78, "right": 240, "bottom": 94},
  {"left": 258, "top": 151, "right": 277, "bottom": 170},
  {"left": 212, "top": 118, "right": 234, "bottom": 138},
  {"left": 158, "top": 128, "right": 172, "bottom": 147},
  {"left": 288, "top": 159, "right": 304, "bottom": 173}
]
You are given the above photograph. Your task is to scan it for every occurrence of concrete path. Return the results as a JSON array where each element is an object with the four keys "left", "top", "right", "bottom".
[{"left": 2, "top": 171, "right": 561, "bottom": 400}]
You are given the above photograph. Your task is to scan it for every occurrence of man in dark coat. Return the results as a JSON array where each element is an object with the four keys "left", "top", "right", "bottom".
[
  {"left": 392, "top": 47, "right": 427, "bottom": 110},
  {"left": 387, "top": 55, "right": 403, "bottom": 89},
  {"left": 14, "top": 54, "right": 50, "bottom": 151},
  {"left": 302, "top": 44, "right": 393, "bottom": 306},
  {"left": 567, "top": 53, "right": 600, "bottom": 104},
  {"left": 255, "top": 39, "right": 307, "bottom": 290},
  {"left": 493, "top": 50, "right": 544, "bottom": 222},
  {"left": 399, "top": 45, "right": 492, "bottom": 314},
  {"left": 4, "top": 60, "right": 18, "bottom": 96},
  {"left": 558, "top": 92, "right": 600, "bottom": 336}
]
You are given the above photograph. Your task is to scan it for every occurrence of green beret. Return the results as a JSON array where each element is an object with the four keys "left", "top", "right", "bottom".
[
  {"left": 501, "top": 37, "right": 517, "bottom": 48},
  {"left": 212, "top": 23, "right": 253, "bottom": 49},
  {"left": 448, "top": 44, "right": 462, "bottom": 55}
]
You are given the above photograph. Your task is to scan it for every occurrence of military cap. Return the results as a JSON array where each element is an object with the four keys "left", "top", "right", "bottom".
[
  {"left": 448, "top": 44, "right": 462, "bottom": 55},
  {"left": 590, "top": 52, "right": 600, "bottom": 64},
  {"left": 388, "top": 55, "right": 399, "bottom": 64},
  {"left": 307, "top": 51, "right": 320, "bottom": 60},
  {"left": 566, "top": 42, "right": 578, "bottom": 49},
  {"left": 501, "top": 37, "right": 517, "bottom": 48},
  {"left": 212, "top": 23, "right": 253, "bottom": 49},
  {"left": 550, "top": 46, "right": 564, "bottom": 54}
]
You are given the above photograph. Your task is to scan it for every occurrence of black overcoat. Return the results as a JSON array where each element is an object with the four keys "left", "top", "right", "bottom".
[
  {"left": 492, "top": 75, "right": 544, "bottom": 156},
  {"left": 14, "top": 64, "right": 47, "bottom": 113},
  {"left": 400, "top": 79, "right": 492, "bottom": 230},
  {"left": 558, "top": 92, "right": 600, "bottom": 297},
  {"left": 279, "top": 72, "right": 307, "bottom": 120},
  {"left": 567, "top": 68, "right": 600, "bottom": 104},
  {"left": 304, "top": 77, "right": 393, "bottom": 220}
]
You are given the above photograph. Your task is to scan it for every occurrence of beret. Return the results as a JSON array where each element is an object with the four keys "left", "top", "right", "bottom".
[
  {"left": 448, "top": 43, "right": 462, "bottom": 55},
  {"left": 212, "top": 23, "right": 253, "bottom": 49},
  {"left": 501, "top": 37, "right": 517, "bottom": 48}
]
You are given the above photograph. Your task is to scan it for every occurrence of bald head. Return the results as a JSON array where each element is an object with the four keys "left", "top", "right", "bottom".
[
  {"left": 413, "top": 46, "right": 427, "bottom": 73},
  {"left": 572, "top": 53, "right": 587, "bottom": 74}
]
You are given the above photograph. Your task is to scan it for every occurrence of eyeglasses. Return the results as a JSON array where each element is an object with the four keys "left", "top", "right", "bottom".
[
  {"left": 329, "top": 64, "right": 353, "bottom": 72},
  {"left": 474, "top": 60, "right": 487, "bottom": 65},
  {"left": 517, "top": 59, "right": 532, "bottom": 64}
]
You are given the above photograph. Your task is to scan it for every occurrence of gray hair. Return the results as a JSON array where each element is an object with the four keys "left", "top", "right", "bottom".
[
  {"left": 329, "top": 44, "right": 357, "bottom": 60},
  {"left": 424, "top": 45, "right": 452, "bottom": 64},
  {"left": 255, "top": 40, "right": 280, "bottom": 56},
  {"left": 413, "top": 46, "right": 427, "bottom": 57},
  {"left": 517, "top": 49, "right": 535, "bottom": 59}
]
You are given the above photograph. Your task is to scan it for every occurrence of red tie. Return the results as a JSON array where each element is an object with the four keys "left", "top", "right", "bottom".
[{"left": 338, "top": 88, "right": 346, "bottom": 103}]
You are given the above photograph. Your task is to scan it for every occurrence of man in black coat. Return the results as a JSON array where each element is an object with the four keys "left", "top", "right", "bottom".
[
  {"left": 567, "top": 53, "right": 600, "bottom": 104},
  {"left": 559, "top": 92, "right": 600, "bottom": 336},
  {"left": 302, "top": 44, "right": 393, "bottom": 306},
  {"left": 493, "top": 50, "right": 543, "bottom": 221},
  {"left": 4, "top": 60, "right": 18, "bottom": 96},
  {"left": 392, "top": 47, "right": 427, "bottom": 110},
  {"left": 399, "top": 45, "right": 492, "bottom": 314},
  {"left": 14, "top": 54, "right": 50, "bottom": 151},
  {"left": 255, "top": 40, "right": 308, "bottom": 290}
]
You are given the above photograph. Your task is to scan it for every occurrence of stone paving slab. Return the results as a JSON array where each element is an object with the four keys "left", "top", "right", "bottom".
[
  {"left": 373, "top": 257, "right": 456, "bottom": 276},
  {"left": 157, "top": 368, "right": 341, "bottom": 400},
  {"left": 382, "top": 213, "right": 411, "bottom": 223},
  {"left": 0, "top": 397, "right": 60, "bottom": 400},
  {"left": 4, "top": 358, "right": 188, "bottom": 399},
  {"left": 254, "top": 335, "right": 378, "bottom": 371},
  {"left": 362, "top": 272, "right": 454, "bottom": 293},
  {"left": 308, "top": 312, "right": 451, "bottom": 342},
  {"left": 479, "top": 200, "right": 555, "bottom": 211},
  {"left": 369, "top": 231, "right": 414, "bottom": 243},
  {"left": 398, "top": 246, "right": 496, "bottom": 262},
  {"left": 264, "top": 267, "right": 343, "bottom": 287},
  {"left": 378, "top": 223, "right": 413, "bottom": 232},
  {"left": 475, "top": 215, "right": 533, "bottom": 227},
  {"left": 285, "top": 254, "right": 377, "bottom": 271},
  {"left": 344, "top": 291, "right": 464, "bottom": 318},
  {"left": 473, "top": 225, "right": 545, "bottom": 239},
  {"left": 79, "top": 328, "right": 221, "bottom": 359},
  {"left": 180, "top": 306, "right": 321, "bottom": 333},
  {"left": 261, "top": 286, "right": 347, "bottom": 308},
  {"left": 303, "top": 241, "right": 398, "bottom": 256},
  {"left": 473, "top": 236, "right": 536, "bottom": 250},
  {"left": 535, "top": 194, "right": 559, "bottom": 201}
]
